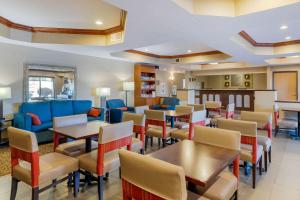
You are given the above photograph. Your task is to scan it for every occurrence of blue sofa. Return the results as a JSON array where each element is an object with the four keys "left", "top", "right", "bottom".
[
  {"left": 106, "top": 99, "right": 134, "bottom": 124},
  {"left": 14, "top": 100, "right": 105, "bottom": 143},
  {"left": 151, "top": 97, "right": 180, "bottom": 110}
]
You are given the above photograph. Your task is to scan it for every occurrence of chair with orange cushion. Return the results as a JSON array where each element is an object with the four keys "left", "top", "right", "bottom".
[
  {"left": 78, "top": 121, "right": 133, "bottom": 200},
  {"left": 170, "top": 110, "right": 207, "bottom": 141},
  {"left": 144, "top": 110, "right": 178, "bottom": 149},
  {"left": 193, "top": 126, "right": 240, "bottom": 200},
  {"left": 119, "top": 149, "right": 209, "bottom": 200},
  {"left": 53, "top": 114, "right": 98, "bottom": 157},
  {"left": 240, "top": 111, "right": 272, "bottom": 172},
  {"left": 122, "top": 112, "right": 146, "bottom": 154},
  {"left": 8, "top": 127, "right": 79, "bottom": 200},
  {"left": 218, "top": 119, "right": 263, "bottom": 189}
]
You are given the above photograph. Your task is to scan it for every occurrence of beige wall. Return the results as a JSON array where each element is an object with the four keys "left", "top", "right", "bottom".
[{"left": 0, "top": 42, "right": 134, "bottom": 117}]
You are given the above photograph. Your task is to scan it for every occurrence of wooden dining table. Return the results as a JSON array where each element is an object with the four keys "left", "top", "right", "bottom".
[
  {"left": 164, "top": 110, "right": 191, "bottom": 128},
  {"left": 52, "top": 120, "right": 110, "bottom": 152},
  {"left": 149, "top": 140, "right": 240, "bottom": 187}
]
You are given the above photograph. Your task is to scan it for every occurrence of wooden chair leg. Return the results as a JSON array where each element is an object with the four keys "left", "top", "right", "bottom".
[
  {"left": 158, "top": 138, "right": 161, "bottom": 147},
  {"left": 244, "top": 161, "right": 249, "bottom": 176},
  {"left": 32, "top": 187, "right": 39, "bottom": 200},
  {"left": 10, "top": 177, "right": 18, "bottom": 200},
  {"left": 145, "top": 136, "right": 149, "bottom": 151},
  {"left": 234, "top": 190, "right": 238, "bottom": 200},
  {"left": 259, "top": 158, "right": 263, "bottom": 175},
  {"left": 135, "top": 133, "right": 138, "bottom": 138},
  {"left": 150, "top": 137, "right": 153, "bottom": 146},
  {"left": 252, "top": 164, "right": 256, "bottom": 189},
  {"left": 73, "top": 171, "right": 80, "bottom": 197},
  {"left": 162, "top": 139, "right": 166, "bottom": 148},
  {"left": 275, "top": 126, "right": 278, "bottom": 137},
  {"left": 67, "top": 173, "right": 72, "bottom": 187},
  {"left": 264, "top": 151, "right": 268, "bottom": 172},
  {"left": 140, "top": 148, "right": 144, "bottom": 155},
  {"left": 52, "top": 179, "right": 57, "bottom": 188},
  {"left": 98, "top": 176, "right": 104, "bottom": 200},
  {"left": 268, "top": 147, "right": 272, "bottom": 163}
]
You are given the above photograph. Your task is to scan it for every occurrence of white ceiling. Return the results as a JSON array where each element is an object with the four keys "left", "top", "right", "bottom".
[
  {"left": 0, "top": 0, "right": 121, "bottom": 29},
  {"left": 135, "top": 41, "right": 214, "bottom": 55},
  {"left": 0, "top": 0, "right": 300, "bottom": 71}
]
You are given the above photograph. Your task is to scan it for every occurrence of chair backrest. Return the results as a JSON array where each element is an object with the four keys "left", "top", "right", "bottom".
[
  {"left": 175, "top": 105, "right": 194, "bottom": 113},
  {"left": 241, "top": 111, "right": 272, "bottom": 139},
  {"left": 119, "top": 149, "right": 187, "bottom": 200},
  {"left": 144, "top": 110, "right": 165, "bottom": 121},
  {"left": 134, "top": 105, "right": 149, "bottom": 114},
  {"left": 188, "top": 104, "right": 205, "bottom": 111},
  {"left": 205, "top": 101, "right": 221, "bottom": 109},
  {"left": 162, "top": 97, "right": 180, "bottom": 106},
  {"left": 226, "top": 103, "right": 235, "bottom": 119},
  {"left": 53, "top": 114, "right": 87, "bottom": 128},
  {"left": 187, "top": 110, "right": 207, "bottom": 140},
  {"left": 106, "top": 99, "right": 126, "bottom": 109},
  {"left": 122, "top": 112, "right": 146, "bottom": 142},
  {"left": 218, "top": 119, "right": 258, "bottom": 164},
  {"left": 97, "top": 121, "right": 133, "bottom": 175},
  {"left": 193, "top": 126, "right": 241, "bottom": 151},
  {"left": 8, "top": 127, "right": 40, "bottom": 187}
]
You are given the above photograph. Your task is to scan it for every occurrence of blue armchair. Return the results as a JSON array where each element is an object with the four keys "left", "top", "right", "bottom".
[
  {"left": 14, "top": 100, "right": 105, "bottom": 143},
  {"left": 151, "top": 97, "right": 180, "bottom": 110},
  {"left": 106, "top": 99, "right": 134, "bottom": 124}
]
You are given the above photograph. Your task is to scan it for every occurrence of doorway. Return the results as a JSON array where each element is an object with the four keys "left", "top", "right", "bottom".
[{"left": 273, "top": 71, "right": 298, "bottom": 101}]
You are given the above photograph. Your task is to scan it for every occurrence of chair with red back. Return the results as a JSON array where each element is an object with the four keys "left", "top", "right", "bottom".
[
  {"left": 8, "top": 127, "right": 79, "bottom": 200},
  {"left": 241, "top": 111, "right": 272, "bottom": 172},
  {"left": 218, "top": 119, "right": 263, "bottom": 188},
  {"left": 144, "top": 110, "right": 177, "bottom": 149},
  {"left": 78, "top": 121, "right": 133, "bottom": 200},
  {"left": 122, "top": 112, "right": 146, "bottom": 154},
  {"left": 170, "top": 110, "right": 207, "bottom": 141}
]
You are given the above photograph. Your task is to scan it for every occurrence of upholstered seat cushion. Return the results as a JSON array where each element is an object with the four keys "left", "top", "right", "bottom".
[
  {"left": 174, "top": 121, "right": 189, "bottom": 129},
  {"left": 170, "top": 128, "right": 189, "bottom": 140},
  {"left": 56, "top": 139, "right": 98, "bottom": 157},
  {"left": 278, "top": 119, "right": 298, "bottom": 129},
  {"left": 202, "top": 171, "right": 237, "bottom": 200},
  {"left": 146, "top": 125, "right": 177, "bottom": 138},
  {"left": 79, "top": 150, "right": 120, "bottom": 174},
  {"left": 241, "top": 144, "right": 263, "bottom": 163},
  {"left": 12, "top": 152, "right": 78, "bottom": 185},
  {"left": 257, "top": 135, "right": 272, "bottom": 151},
  {"left": 131, "top": 137, "right": 143, "bottom": 152},
  {"left": 187, "top": 191, "right": 210, "bottom": 200},
  {"left": 31, "top": 121, "right": 53, "bottom": 132}
]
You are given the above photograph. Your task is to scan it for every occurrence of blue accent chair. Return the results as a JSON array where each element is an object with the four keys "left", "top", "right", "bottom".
[
  {"left": 13, "top": 100, "right": 105, "bottom": 143},
  {"left": 151, "top": 97, "right": 180, "bottom": 110},
  {"left": 106, "top": 99, "right": 134, "bottom": 124}
]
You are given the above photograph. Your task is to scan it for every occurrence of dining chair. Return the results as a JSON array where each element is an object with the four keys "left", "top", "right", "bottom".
[
  {"left": 173, "top": 105, "right": 194, "bottom": 129},
  {"left": 144, "top": 110, "right": 177, "bottom": 149},
  {"left": 188, "top": 104, "right": 205, "bottom": 111},
  {"left": 78, "top": 121, "right": 133, "bottom": 200},
  {"left": 122, "top": 112, "right": 145, "bottom": 154},
  {"left": 273, "top": 103, "right": 298, "bottom": 137},
  {"left": 170, "top": 110, "right": 207, "bottom": 141},
  {"left": 193, "top": 126, "right": 240, "bottom": 200},
  {"left": 8, "top": 127, "right": 80, "bottom": 200},
  {"left": 53, "top": 114, "right": 98, "bottom": 157},
  {"left": 205, "top": 101, "right": 222, "bottom": 117},
  {"left": 240, "top": 111, "right": 272, "bottom": 172},
  {"left": 119, "top": 149, "right": 209, "bottom": 200},
  {"left": 210, "top": 103, "right": 235, "bottom": 127},
  {"left": 218, "top": 119, "right": 263, "bottom": 189}
]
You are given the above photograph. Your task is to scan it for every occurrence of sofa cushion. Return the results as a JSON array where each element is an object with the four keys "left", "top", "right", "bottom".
[
  {"left": 88, "top": 116, "right": 101, "bottom": 121},
  {"left": 51, "top": 100, "right": 74, "bottom": 117},
  {"left": 73, "top": 100, "right": 92, "bottom": 115},
  {"left": 32, "top": 121, "right": 53, "bottom": 132},
  {"left": 106, "top": 99, "right": 126, "bottom": 109},
  {"left": 20, "top": 102, "right": 52, "bottom": 123}
]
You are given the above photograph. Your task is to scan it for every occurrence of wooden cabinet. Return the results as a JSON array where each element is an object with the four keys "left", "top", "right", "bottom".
[{"left": 134, "top": 64, "right": 160, "bottom": 106}]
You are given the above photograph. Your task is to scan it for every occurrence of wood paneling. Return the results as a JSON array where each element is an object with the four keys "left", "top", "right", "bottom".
[{"left": 0, "top": 10, "right": 126, "bottom": 35}]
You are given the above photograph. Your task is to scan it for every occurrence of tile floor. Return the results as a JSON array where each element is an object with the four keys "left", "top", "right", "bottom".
[{"left": 0, "top": 133, "right": 300, "bottom": 200}]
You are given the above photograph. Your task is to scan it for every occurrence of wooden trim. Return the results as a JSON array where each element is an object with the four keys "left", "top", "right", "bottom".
[
  {"left": 126, "top": 49, "right": 222, "bottom": 59},
  {"left": 0, "top": 10, "right": 126, "bottom": 35},
  {"left": 272, "top": 71, "right": 298, "bottom": 101},
  {"left": 239, "top": 31, "right": 300, "bottom": 47},
  {"left": 275, "top": 100, "right": 300, "bottom": 103}
]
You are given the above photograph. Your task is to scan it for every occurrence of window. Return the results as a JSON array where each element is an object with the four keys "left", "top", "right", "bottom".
[{"left": 28, "top": 76, "right": 54, "bottom": 101}]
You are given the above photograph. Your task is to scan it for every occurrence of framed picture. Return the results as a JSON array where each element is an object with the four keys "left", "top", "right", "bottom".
[
  {"left": 224, "top": 82, "right": 230, "bottom": 87},
  {"left": 224, "top": 75, "right": 230, "bottom": 80}
]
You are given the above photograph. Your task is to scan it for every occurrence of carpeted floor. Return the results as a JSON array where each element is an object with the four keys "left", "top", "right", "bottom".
[{"left": 0, "top": 143, "right": 54, "bottom": 176}]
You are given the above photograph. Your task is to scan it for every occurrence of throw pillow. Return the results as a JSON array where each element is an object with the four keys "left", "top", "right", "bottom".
[
  {"left": 28, "top": 113, "right": 42, "bottom": 125},
  {"left": 88, "top": 108, "right": 101, "bottom": 117}
]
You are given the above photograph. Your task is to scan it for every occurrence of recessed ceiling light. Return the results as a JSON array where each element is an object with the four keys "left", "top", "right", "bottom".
[
  {"left": 280, "top": 25, "right": 288, "bottom": 30},
  {"left": 285, "top": 36, "right": 291, "bottom": 40},
  {"left": 95, "top": 20, "right": 103, "bottom": 25},
  {"left": 290, "top": 55, "right": 300, "bottom": 58},
  {"left": 209, "top": 62, "right": 218, "bottom": 65},
  {"left": 187, "top": 50, "right": 192, "bottom": 53},
  {"left": 145, "top": 49, "right": 149, "bottom": 52}
]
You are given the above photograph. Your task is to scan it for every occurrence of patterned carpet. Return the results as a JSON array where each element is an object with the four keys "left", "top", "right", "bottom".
[{"left": 0, "top": 143, "right": 54, "bottom": 176}]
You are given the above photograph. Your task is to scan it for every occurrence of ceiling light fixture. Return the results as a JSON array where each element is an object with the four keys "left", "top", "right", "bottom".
[
  {"left": 145, "top": 49, "right": 149, "bottom": 52},
  {"left": 290, "top": 55, "right": 300, "bottom": 58},
  {"left": 95, "top": 20, "right": 103, "bottom": 25},
  {"left": 285, "top": 36, "right": 291, "bottom": 40},
  {"left": 209, "top": 62, "right": 218, "bottom": 65},
  {"left": 187, "top": 50, "right": 192, "bottom": 53},
  {"left": 280, "top": 25, "right": 288, "bottom": 30}
]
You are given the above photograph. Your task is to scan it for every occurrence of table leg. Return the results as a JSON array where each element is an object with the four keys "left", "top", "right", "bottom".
[
  {"left": 170, "top": 116, "right": 175, "bottom": 128},
  {"left": 85, "top": 138, "right": 92, "bottom": 152}
]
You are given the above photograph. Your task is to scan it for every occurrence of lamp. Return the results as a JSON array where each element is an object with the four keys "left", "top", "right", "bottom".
[
  {"left": 0, "top": 87, "right": 11, "bottom": 121},
  {"left": 123, "top": 81, "right": 134, "bottom": 106},
  {"left": 96, "top": 87, "right": 110, "bottom": 108}
]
